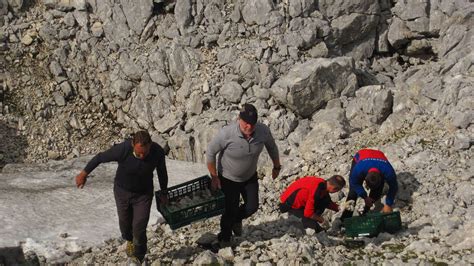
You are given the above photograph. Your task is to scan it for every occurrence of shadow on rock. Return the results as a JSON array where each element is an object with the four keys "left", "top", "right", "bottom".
[
  {"left": 395, "top": 171, "right": 421, "bottom": 209},
  {"left": 0, "top": 121, "right": 28, "bottom": 169},
  {"left": 0, "top": 246, "right": 27, "bottom": 265}
]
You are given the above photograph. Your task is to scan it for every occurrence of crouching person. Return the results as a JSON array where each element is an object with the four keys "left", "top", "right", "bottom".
[
  {"left": 279, "top": 175, "right": 346, "bottom": 232},
  {"left": 340, "top": 148, "right": 398, "bottom": 221}
]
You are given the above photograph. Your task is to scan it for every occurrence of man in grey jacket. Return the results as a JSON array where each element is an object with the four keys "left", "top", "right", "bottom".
[{"left": 206, "top": 103, "right": 281, "bottom": 246}]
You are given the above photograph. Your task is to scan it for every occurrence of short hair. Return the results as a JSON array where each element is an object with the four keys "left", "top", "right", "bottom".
[
  {"left": 327, "top": 175, "right": 346, "bottom": 190},
  {"left": 132, "top": 130, "right": 152, "bottom": 145},
  {"left": 365, "top": 172, "right": 382, "bottom": 189},
  {"left": 239, "top": 103, "right": 258, "bottom": 125}
]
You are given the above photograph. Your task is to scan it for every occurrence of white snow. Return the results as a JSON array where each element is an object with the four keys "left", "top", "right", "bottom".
[{"left": 0, "top": 156, "right": 208, "bottom": 262}]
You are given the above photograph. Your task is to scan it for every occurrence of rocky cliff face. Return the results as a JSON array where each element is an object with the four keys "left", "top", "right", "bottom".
[{"left": 0, "top": 0, "right": 472, "bottom": 264}]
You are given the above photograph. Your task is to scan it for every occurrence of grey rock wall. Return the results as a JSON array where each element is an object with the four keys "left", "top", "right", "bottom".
[{"left": 0, "top": 0, "right": 473, "bottom": 264}]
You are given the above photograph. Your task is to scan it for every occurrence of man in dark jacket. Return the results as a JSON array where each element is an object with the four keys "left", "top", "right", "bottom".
[
  {"left": 75, "top": 130, "right": 168, "bottom": 263},
  {"left": 341, "top": 148, "right": 398, "bottom": 221},
  {"left": 279, "top": 175, "right": 346, "bottom": 231}
]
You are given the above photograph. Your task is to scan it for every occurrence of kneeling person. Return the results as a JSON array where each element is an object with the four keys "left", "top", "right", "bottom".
[{"left": 279, "top": 175, "right": 346, "bottom": 231}]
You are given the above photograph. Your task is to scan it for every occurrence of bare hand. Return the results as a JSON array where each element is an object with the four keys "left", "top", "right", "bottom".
[
  {"left": 159, "top": 194, "right": 169, "bottom": 205},
  {"left": 364, "top": 197, "right": 374, "bottom": 208},
  {"left": 75, "top": 171, "right": 88, "bottom": 189},
  {"left": 312, "top": 214, "right": 325, "bottom": 224},
  {"left": 382, "top": 205, "right": 393, "bottom": 213},
  {"left": 211, "top": 175, "right": 221, "bottom": 190}
]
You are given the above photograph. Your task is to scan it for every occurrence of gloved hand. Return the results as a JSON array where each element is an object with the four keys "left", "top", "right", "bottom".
[
  {"left": 341, "top": 200, "right": 355, "bottom": 212},
  {"left": 75, "top": 171, "right": 88, "bottom": 189},
  {"left": 382, "top": 205, "right": 393, "bottom": 213}
]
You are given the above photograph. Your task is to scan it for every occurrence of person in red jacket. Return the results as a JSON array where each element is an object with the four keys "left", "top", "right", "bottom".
[{"left": 279, "top": 175, "right": 346, "bottom": 231}]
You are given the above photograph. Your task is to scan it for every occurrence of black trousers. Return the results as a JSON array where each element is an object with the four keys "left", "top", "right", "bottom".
[
  {"left": 218, "top": 173, "right": 259, "bottom": 241},
  {"left": 114, "top": 184, "right": 153, "bottom": 261},
  {"left": 279, "top": 189, "right": 330, "bottom": 232},
  {"left": 341, "top": 160, "right": 384, "bottom": 221}
]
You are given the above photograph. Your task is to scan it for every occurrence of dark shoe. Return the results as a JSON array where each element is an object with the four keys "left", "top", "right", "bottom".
[
  {"left": 279, "top": 203, "right": 290, "bottom": 213},
  {"left": 127, "top": 256, "right": 141, "bottom": 266},
  {"left": 209, "top": 239, "right": 231, "bottom": 252},
  {"left": 232, "top": 222, "right": 243, "bottom": 236}
]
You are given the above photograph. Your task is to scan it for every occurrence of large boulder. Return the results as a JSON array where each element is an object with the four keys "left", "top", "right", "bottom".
[
  {"left": 175, "top": 0, "right": 193, "bottom": 34},
  {"left": 299, "top": 107, "right": 351, "bottom": 162},
  {"left": 330, "top": 13, "right": 379, "bottom": 45},
  {"left": 283, "top": 17, "right": 325, "bottom": 49},
  {"left": 329, "top": 13, "right": 379, "bottom": 59},
  {"left": 92, "top": 0, "right": 131, "bottom": 44},
  {"left": 219, "top": 81, "right": 244, "bottom": 103},
  {"left": 168, "top": 45, "right": 196, "bottom": 86},
  {"left": 387, "top": 17, "right": 419, "bottom": 50},
  {"left": 121, "top": 0, "right": 153, "bottom": 36},
  {"left": 319, "top": 0, "right": 380, "bottom": 18},
  {"left": 241, "top": 0, "right": 273, "bottom": 26},
  {"left": 128, "top": 84, "right": 175, "bottom": 130},
  {"left": 288, "top": 0, "right": 317, "bottom": 18},
  {"left": 346, "top": 85, "right": 393, "bottom": 129},
  {"left": 89, "top": 0, "right": 151, "bottom": 41},
  {"left": 270, "top": 57, "right": 358, "bottom": 118}
]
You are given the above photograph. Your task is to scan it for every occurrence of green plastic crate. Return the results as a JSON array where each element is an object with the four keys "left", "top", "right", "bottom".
[
  {"left": 155, "top": 175, "right": 225, "bottom": 230},
  {"left": 379, "top": 211, "right": 402, "bottom": 233},
  {"left": 343, "top": 211, "right": 402, "bottom": 237},
  {"left": 343, "top": 214, "right": 384, "bottom": 237}
]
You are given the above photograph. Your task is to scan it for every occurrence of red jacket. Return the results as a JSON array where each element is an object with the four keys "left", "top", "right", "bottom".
[
  {"left": 280, "top": 176, "right": 338, "bottom": 218},
  {"left": 353, "top": 148, "right": 388, "bottom": 163}
]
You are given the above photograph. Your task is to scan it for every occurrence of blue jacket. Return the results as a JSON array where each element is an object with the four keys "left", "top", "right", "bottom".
[{"left": 349, "top": 150, "right": 398, "bottom": 206}]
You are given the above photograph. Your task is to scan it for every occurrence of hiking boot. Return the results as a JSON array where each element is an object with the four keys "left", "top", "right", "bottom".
[
  {"left": 209, "top": 239, "right": 231, "bottom": 252},
  {"left": 127, "top": 256, "right": 141, "bottom": 266},
  {"left": 126, "top": 241, "right": 134, "bottom": 257},
  {"left": 232, "top": 221, "right": 242, "bottom": 236},
  {"left": 218, "top": 239, "right": 232, "bottom": 248}
]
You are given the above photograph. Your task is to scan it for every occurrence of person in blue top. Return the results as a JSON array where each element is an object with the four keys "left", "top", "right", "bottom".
[{"left": 340, "top": 148, "right": 398, "bottom": 221}]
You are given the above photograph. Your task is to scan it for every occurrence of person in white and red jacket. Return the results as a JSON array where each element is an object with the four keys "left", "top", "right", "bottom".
[{"left": 279, "top": 175, "right": 346, "bottom": 231}]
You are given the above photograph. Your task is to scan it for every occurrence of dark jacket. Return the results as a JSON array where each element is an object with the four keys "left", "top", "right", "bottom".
[{"left": 84, "top": 139, "right": 168, "bottom": 193}]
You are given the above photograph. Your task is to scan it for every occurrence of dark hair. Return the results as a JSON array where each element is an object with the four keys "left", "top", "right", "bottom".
[
  {"left": 327, "top": 175, "right": 346, "bottom": 190},
  {"left": 239, "top": 103, "right": 258, "bottom": 125},
  {"left": 133, "top": 130, "right": 152, "bottom": 145},
  {"left": 365, "top": 172, "right": 382, "bottom": 189}
]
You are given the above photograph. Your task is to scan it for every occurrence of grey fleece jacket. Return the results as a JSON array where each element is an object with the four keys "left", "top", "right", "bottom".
[{"left": 206, "top": 121, "right": 279, "bottom": 182}]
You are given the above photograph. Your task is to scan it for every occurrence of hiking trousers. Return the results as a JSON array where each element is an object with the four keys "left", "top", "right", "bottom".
[
  {"left": 114, "top": 184, "right": 153, "bottom": 261},
  {"left": 279, "top": 189, "right": 331, "bottom": 232},
  {"left": 218, "top": 173, "right": 259, "bottom": 241}
]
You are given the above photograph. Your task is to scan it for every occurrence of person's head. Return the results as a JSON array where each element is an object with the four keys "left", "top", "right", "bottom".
[
  {"left": 132, "top": 130, "right": 152, "bottom": 160},
  {"left": 238, "top": 103, "right": 258, "bottom": 136},
  {"left": 365, "top": 169, "right": 382, "bottom": 189},
  {"left": 326, "top": 175, "right": 346, "bottom": 193}
]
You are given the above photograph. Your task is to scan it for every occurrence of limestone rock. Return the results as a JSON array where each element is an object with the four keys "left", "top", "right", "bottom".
[{"left": 271, "top": 57, "right": 357, "bottom": 118}]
